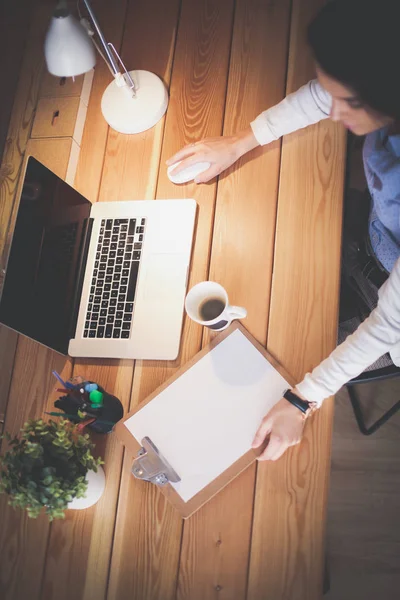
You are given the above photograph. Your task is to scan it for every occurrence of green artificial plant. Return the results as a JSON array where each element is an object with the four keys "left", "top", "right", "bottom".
[{"left": 0, "top": 418, "right": 103, "bottom": 520}]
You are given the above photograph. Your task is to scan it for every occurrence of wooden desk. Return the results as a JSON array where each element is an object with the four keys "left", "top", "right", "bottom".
[{"left": 0, "top": 1, "right": 346, "bottom": 599}]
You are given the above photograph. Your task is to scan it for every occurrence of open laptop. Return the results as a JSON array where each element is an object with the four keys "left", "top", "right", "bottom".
[{"left": 0, "top": 156, "right": 196, "bottom": 359}]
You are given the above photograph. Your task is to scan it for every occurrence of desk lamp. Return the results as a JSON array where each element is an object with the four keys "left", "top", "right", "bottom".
[{"left": 44, "top": 0, "right": 168, "bottom": 134}]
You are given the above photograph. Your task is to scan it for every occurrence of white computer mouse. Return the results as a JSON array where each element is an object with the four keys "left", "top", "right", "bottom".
[{"left": 167, "top": 160, "right": 211, "bottom": 184}]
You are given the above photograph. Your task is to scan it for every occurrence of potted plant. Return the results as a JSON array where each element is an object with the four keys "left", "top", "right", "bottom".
[{"left": 0, "top": 418, "right": 105, "bottom": 520}]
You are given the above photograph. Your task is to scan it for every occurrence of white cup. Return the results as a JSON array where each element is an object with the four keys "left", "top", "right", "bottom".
[{"left": 185, "top": 281, "right": 247, "bottom": 331}]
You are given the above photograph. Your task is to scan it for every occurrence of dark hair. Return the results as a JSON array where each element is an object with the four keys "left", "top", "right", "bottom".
[{"left": 308, "top": 0, "right": 400, "bottom": 120}]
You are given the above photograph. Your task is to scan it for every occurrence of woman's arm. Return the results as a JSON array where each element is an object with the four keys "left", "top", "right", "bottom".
[
  {"left": 167, "top": 79, "right": 332, "bottom": 183},
  {"left": 253, "top": 257, "right": 400, "bottom": 460},
  {"left": 297, "top": 257, "right": 400, "bottom": 404},
  {"left": 250, "top": 79, "right": 331, "bottom": 145}
]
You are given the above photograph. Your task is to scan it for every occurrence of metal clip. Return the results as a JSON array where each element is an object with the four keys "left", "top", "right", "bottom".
[{"left": 132, "top": 436, "right": 181, "bottom": 486}]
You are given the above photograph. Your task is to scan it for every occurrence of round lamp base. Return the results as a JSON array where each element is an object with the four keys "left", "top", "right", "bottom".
[{"left": 101, "top": 70, "right": 168, "bottom": 134}]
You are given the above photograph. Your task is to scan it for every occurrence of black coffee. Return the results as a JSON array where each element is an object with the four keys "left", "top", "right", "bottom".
[{"left": 199, "top": 298, "right": 225, "bottom": 321}]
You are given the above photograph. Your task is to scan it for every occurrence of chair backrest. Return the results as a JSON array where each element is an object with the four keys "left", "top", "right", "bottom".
[{"left": 348, "top": 363, "right": 400, "bottom": 385}]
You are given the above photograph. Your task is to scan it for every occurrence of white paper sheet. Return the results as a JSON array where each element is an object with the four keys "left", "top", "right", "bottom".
[{"left": 124, "top": 329, "right": 289, "bottom": 502}]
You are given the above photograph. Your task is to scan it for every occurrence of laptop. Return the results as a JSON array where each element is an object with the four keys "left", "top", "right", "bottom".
[{"left": 0, "top": 156, "right": 196, "bottom": 359}]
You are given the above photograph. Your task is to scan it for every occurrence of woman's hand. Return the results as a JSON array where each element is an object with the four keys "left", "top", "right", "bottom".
[
  {"left": 252, "top": 396, "right": 307, "bottom": 461},
  {"left": 166, "top": 127, "right": 259, "bottom": 184}
]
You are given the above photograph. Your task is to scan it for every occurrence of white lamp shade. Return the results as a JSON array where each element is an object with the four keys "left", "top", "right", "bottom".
[{"left": 45, "top": 14, "right": 96, "bottom": 77}]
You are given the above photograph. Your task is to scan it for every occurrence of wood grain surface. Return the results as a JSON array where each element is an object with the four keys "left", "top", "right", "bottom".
[
  {"left": 38, "top": 71, "right": 86, "bottom": 99},
  {"left": 39, "top": 2, "right": 129, "bottom": 599},
  {"left": 42, "top": 2, "right": 183, "bottom": 600},
  {"left": 0, "top": 326, "right": 17, "bottom": 426},
  {"left": 31, "top": 96, "right": 81, "bottom": 138},
  {"left": 176, "top": 1, "right": 294, "bottom": 599},
  {"left": 108, "top": 2, "right": 236, "bottom": 598},
  {"left": 0, "top": 0, "right": 34, "bottom": 162},
  {"left": 247, "top": 1, "right": 346, "bottom": 598},
  {"left": 0, "top": 1, "right": 346, "bottom": 599}
]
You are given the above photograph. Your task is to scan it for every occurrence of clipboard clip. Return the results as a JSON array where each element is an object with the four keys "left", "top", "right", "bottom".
[{"left": 132, "top": 436, "right": 181, "bottom": 486}]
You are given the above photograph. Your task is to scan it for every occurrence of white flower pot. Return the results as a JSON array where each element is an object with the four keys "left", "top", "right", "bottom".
[{"left": 68, "top": 466, "right": 105, "bottom": 510}]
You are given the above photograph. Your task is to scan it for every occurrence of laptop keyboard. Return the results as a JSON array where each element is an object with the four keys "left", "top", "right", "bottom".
[{"left": 83, "top": 217, "right": 145, "bottom": 339}]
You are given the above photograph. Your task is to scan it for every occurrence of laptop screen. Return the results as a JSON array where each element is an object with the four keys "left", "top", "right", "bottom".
[{"left": 0, "top": 157, "right": 92, "bottom": 354}]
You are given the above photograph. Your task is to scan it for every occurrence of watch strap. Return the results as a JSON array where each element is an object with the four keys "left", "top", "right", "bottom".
[{"left": 283, "top": 389, "right": 311, "bottom": 414}]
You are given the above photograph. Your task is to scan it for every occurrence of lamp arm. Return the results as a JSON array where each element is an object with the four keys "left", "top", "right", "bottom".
[
  {"left": 81, "top": 0, "right": 136, "bottom": 94},
  {"left": 82, "top": 0, "right": 119, "bottom": 75}
]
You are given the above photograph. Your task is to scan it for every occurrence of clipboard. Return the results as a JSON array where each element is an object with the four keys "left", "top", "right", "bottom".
[{"left": 116, "top": 322, "right": 295, "bottom": 518}]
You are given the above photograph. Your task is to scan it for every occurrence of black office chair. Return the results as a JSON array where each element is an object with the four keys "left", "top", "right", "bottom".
[
  {"left": 346, "top": 362, "right": 400, "bottom": 435},
  {"left": 339, "top": 256, "right": 400, "bottom": 435},
  {"left": 339, "top": 269, "right": 400, "bottom": 435}
]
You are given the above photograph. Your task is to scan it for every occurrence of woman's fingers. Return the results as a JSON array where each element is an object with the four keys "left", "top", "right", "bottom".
[
  {"left": 166, "top": 143, "right": 198, "bottom": 166},
  {"left": 252, "top": 417, "right": 272, "bottom": 448},
  {"left": 252, "top": 398, "right": 306, "bottom": 462},
  {"left": 166, "top": 135, "right": 248, "bottom": 184},
  {"left": 258, "top": 434, "right": 288, "bottom": 461},
  {"left": 194, "top": 164, "right": 221, "bottom": 184},
  {"left": 168, "top": 152, "right": 209, "bottom": 176}
]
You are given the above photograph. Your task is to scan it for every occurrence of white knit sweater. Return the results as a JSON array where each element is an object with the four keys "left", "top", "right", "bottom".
[{"left": 250, "top": 80, "right": 400, "bottom": 405}]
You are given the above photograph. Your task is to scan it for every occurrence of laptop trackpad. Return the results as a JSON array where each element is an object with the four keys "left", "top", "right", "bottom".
[{"left": 133, "top": 253, "right": 189, "bottom": 358}]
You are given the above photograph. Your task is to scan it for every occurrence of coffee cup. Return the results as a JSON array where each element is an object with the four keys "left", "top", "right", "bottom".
[{"left": 185, "top": 281, "right": 247, "bottom": 331}]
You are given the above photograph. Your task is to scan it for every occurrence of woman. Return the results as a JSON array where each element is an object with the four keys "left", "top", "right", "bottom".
[{"left": 168, "top": 0, "right": 400, "bottom": 461}]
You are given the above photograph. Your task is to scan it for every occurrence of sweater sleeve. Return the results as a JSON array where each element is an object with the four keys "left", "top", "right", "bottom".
[
  {"left": 296, "top": 258, "right": 400, "bottom": 406},
  {"left": 250, "top": 79, "right": 331, "bottom": 146}
]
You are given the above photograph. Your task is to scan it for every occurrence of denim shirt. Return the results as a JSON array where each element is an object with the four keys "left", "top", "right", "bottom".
[{"left": 364, "top": 129, "right": 400, "bottom": 272}]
